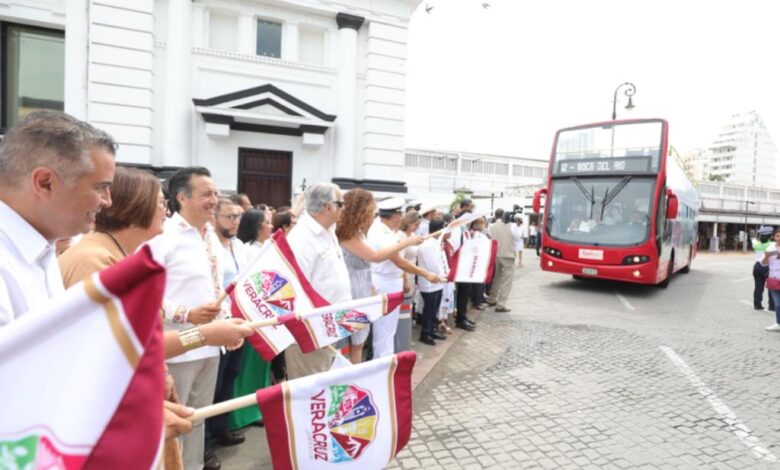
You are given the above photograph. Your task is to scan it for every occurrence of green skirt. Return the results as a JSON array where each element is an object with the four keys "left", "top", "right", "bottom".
[{"left": 229, "top": 344, "right": 272, "bottom": 430}]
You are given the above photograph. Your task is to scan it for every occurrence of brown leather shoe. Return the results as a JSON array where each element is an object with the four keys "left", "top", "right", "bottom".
[
  {"left": 495, "top": 306, "right": 511, "bottom": 313},
  {"left": 204, "top": 450, "right": 221, "bottom": 470}
]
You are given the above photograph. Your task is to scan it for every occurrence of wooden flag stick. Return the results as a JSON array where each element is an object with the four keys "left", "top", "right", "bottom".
[
  {"left": 190, "top": 392, "right": 259, "bottom": 422},
  {"left": 189, "top": 345, "right": 347, "bottom": 422},
  {"left": 245, "top": 317, "right": 286, "bottom": 329},
  {"left": 423, "top": 228, "right": 444, "bottom": 240}
]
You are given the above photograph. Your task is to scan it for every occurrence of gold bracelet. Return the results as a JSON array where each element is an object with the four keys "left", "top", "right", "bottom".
[{"left": 179, "top": 327, "right": 206, "bottom": 351}]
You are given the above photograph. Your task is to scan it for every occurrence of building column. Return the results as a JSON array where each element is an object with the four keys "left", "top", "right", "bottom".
[
  {"left": 162, "top": 0, "right": 193, "bottom": 167},
  {"left": 192, "top": 3, "right": 206, "bottom": 48},
  {"left": 333, "top": 13, "right": 364, "bottom": 180},
  {"left": 709, "top": 222, "right": 719, "bottom": 252},
  {"left": 64, "top": 0, "right": 88, "bottom": 120}
]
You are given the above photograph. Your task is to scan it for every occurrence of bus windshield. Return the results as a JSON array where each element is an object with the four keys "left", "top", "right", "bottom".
[
  {"left": 546, "top": 176, "right": 656, "bottom": 246},
  {"left": 552, "top": 121, "right": 664, "bottom": 176}
]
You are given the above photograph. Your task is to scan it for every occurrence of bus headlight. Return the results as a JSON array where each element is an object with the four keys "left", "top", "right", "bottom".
[
  {"left": 633, "top": 270, "right": 641, "bottom": 278},
  {"left": 544, "top": 247, "right": 563, "bottom": 258},
  {"left": 622, "top": 255, "right": 649, "bottom": 265},
  {"left": 547, "top": 261, "right": 553, "bottom": 267}
]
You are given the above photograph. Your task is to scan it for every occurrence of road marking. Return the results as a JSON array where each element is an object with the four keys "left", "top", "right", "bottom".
[
  {"left": 739, "top": 300, "right": 753, "bottom": 307},
  {"left": 614, "top": 292, "right": 635, "bottom": 311},
  {"left": 660, "top": 346, "right": 778, "bottom": 463},
  {"left": 733, "top": 277, "right": 753, "bottom": 283}
]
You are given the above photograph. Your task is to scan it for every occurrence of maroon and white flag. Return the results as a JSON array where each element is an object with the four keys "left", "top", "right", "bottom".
[
  {"left": 285, "top": 292, "right": 404, "bottom": 353},
  {"left": 256, "top": 351, "right": 416, "bottom": 470},
  {"left": 229, "top": 230, "right": 330, "bottom": 361},
  {"left": 0, "top": 246, "right": 166, "bottom": 469},
  {"left": 447, "top": 237, "right": 498, "bottom": 284}
]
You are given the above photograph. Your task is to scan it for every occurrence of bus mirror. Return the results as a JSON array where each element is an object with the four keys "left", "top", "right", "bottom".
[
  {"left": 533, "top": 188, "right": 547, "bottom": 213},
  {"left": 666, "top": 189, "right": 679, "bottom": 219}
]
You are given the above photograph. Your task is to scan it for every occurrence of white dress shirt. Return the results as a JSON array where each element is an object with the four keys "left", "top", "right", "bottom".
[
  {"left": 367, "top": 218, "right": 403, "bottom": 279},
  {"left": 447, "top": 212, "right": 471, "bottom": 252},
  {"left": 285, "top": 212, "right": 351, "bottom": 303},
  {"left": 417, "top": 238, "right": 449, "bottom": 293},
  {"left": 220, "top": 237, "right": 247, "bottom": 289},
  {"left": 415, "top": 218, "right": 430, "bottom": 237},
  {"left": 0, "top": 201, "right": 64, "bottom": 326},
  {"left": 148, "top": 212, "right": 224, "bottom": 363}
]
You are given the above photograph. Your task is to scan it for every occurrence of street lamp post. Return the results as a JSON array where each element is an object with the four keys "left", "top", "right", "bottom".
[
  {"left": 744, "top": 200, "right": 756, "bottom": 252},
  {"left": 611, "top": 82, "right": 636, "bottom": 121}
]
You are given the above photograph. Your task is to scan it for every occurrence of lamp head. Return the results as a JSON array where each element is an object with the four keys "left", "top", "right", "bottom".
[{"left": 625, "top": 96, "right": 635, "bottom": 111}]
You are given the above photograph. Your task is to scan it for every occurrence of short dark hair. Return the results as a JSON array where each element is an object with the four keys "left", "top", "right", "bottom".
[
  {"left": 229, "top": 193, "right": 250, "bottom": 206},
  {"left": 272, "top": 210, "right": 295, "bottom": 232},
  {"left": 429, "top": 219, "right": 446, "bottom": 233},
  {"left": 237, "top": 209, "right": 265, "bottom": 244},
  {"left": 494, "top": 208, "right": 505, "bottom": 218},
  {"left": 460, "top": 199, "right": 473, "bottom": 209},
  {"left": 167, "top": 166, "right": 211, "bottom": 213}
]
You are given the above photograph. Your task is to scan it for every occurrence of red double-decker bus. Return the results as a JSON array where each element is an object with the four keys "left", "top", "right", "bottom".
[{"left": 533, "top": 118, "right": 698, "bottom": 287}]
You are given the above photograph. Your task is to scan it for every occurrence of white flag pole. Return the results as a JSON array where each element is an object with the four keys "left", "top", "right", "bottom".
[
  {"left": 189, "top": 346, "right": 345, "bottom": 422},
  {"left": 190, "top": 393, "right": 259, "bottom": 422}
]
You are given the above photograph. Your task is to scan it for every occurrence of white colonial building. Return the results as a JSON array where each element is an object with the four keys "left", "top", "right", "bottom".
[{"left": 1, "top": 0, "right": 421, "bottom": 207}]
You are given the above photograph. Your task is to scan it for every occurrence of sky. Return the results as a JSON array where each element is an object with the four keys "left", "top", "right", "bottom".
[{"left": 404, "top": 0, "right": 780, "bottom": 162}]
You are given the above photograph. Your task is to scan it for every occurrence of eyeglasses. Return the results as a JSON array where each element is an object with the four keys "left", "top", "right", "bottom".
[{"left": 332, "top": 200, "right": 345, "bottom": 208}]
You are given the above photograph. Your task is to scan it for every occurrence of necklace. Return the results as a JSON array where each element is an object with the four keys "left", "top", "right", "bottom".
[{"left": 98, "top": 231, "right": 128, "bottom": 258}]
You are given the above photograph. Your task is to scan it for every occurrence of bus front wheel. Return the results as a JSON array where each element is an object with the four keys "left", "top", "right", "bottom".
[{"left": 680, "top": 250, "right": 692, "bottom": 274}]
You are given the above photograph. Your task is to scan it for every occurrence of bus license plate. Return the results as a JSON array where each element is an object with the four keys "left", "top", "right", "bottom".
[
  {"left": 582, "top": 268, "right": 598, "bottom": 276},
  {"left": 579, "top": 249, "right": 604, "bottom": 260}
]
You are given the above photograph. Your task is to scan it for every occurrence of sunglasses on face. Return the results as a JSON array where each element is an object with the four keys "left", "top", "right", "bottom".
[{"left": 332, "top": 200, "right": 345, "bottom": 208}]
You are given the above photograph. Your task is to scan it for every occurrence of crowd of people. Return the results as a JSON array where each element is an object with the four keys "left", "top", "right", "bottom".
[{"left": 0, "top": 111, "right": 535, "bottom": 470}]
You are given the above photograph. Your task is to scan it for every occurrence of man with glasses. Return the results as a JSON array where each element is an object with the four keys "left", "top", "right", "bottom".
[
  {"left": 154, "top": 167, "right": 227, "bottom": 470},
  {"left": 284, "top": 182, "right": 352, "bottom": 378},
  {"left": 207, "top": 198, "right": 246, "bottom": 452}
]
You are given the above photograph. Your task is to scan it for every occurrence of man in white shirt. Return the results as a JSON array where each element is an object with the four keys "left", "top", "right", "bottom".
[
  {"left": 0, "top": 111, "right": 115, "bottom": 327},
  {"left": 207, "top": 198, "right": 246, "bottom": 448},
  {"left": 368, "top": 198, "right": 443, "bottom": 358},
  {"left": 152, "top": 167, "right": 226, "bottom": 470},
  {"left": 285, "top": 182, "right": 352, "bottom": 378}
]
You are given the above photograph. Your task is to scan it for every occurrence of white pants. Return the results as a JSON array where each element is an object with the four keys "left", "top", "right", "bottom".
[
  {"left": 168, "top": 357, "right": 219, "bottom": 470},
  {"left": 372, "top": 274, "right": 403, "bottom": 358}
]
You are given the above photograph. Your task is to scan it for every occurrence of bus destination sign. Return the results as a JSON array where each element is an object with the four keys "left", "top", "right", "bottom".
[{"left": 556, "top": 156, "right": 652, "bottom": 175}]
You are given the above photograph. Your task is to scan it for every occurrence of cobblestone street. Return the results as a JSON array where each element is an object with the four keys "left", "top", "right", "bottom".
[
  {"left": 221, "top": 252, "right": 780, "bottom": 469},
  {"left": 385, "top": 252, "right": 780, "bottom": 469}
]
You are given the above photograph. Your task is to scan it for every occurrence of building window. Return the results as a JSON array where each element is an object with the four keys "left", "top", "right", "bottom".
[
  {"left": 256, "top": 19, "right": 282, "bottom": 58},
  {"left": 2, "top": 23, "right": 64, "bottom": 130}
]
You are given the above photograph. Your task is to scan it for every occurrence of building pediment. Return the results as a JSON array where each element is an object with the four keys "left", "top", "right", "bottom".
[{"left": 193, "top": 84, "right": 335, "bottom": 143}]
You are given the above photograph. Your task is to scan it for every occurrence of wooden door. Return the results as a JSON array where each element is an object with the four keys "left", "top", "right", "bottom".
[{"left": 238, "top": 148, "right": 292, "bottom": 209}]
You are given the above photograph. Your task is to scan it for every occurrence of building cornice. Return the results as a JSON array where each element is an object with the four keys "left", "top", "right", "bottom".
[
  {"left": 155, "top": 42, "right": 338, "bottom": 74},
  {"left": 336, "top": 12, "right": 364, "bottom": 30}
]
